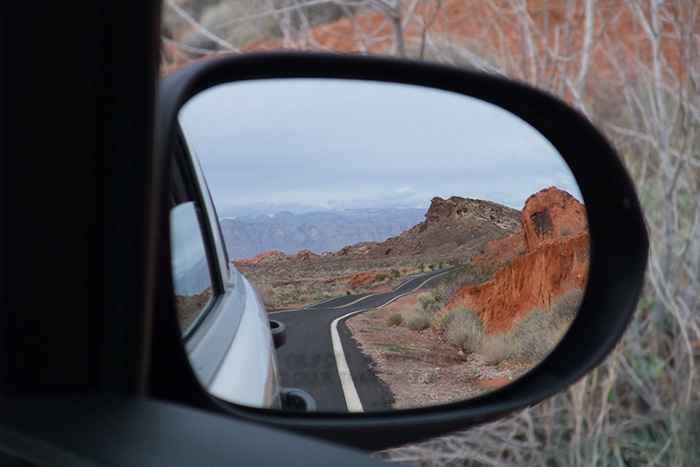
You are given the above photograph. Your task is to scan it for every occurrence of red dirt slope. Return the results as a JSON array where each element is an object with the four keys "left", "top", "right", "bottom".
[{"left": 450, "top": 187, "right": 589, "bottom": 333}]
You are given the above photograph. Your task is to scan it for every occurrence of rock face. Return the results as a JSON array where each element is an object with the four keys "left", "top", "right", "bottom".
[
  {"left": 521, "top": 187, "right": 588, "bottom": 253},
  {"left": 349, "top": 273, "right": 379, "bottom": 289},
  {"left": 449, "top": 187, "right": 589, "bottom": 333},
  {"left": 365, "top": 196, "right": 521, "bottom": 258},
  {"left": 236, "top": 249, "right": 318, "bottom": 266},
  {"left": 473, "top": 233, "right": 526, "bottom": 267}
]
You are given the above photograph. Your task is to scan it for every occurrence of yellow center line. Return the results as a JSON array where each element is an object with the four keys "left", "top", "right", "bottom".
[
  {"left": 268, "top": 308, "right": 294, "bottom": 315},
  {"left": 410, "top": 271, "right": 450, "bottom": 292},
  {"left": 269, "top": 271, "right": 449, "bottom": 315},
  {"left": 268, "top": 293, "right": 379, "bottom": 314},
  {"left": 330, "top": 293, "right": 378, "bottom": 309}
]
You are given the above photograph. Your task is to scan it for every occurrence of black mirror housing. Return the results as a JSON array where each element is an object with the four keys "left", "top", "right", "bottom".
[{"left": 156, "top": 53, "right": 648, "bottom": 450}]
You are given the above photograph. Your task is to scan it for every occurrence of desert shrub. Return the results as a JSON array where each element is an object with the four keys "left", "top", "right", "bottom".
[
  {"left": 552, "top": 289, "right": 584, "bottom": 326},
  {"left": 375, "top": 273, "right": 387, "bottom": 282},
  {"left": 418, "top": 293, "right": 441, "bottom": 314},
  {"left": 512, "top": 308, "right": 570, "bottom": 362},
  {"left": 432, "top": 280, "right": 457, "bottom": 307},
  {"left": 433, "top": 266, "right": 490, "bottom": 310},
  {"left": 256, "top": 284, "right": 277, "bottom": 309},
  {"left": 481, "top": 333, "right": 514, "bottom": 365},
  {"left": 438, "top": 310, "right": 456, "bottom": 332},
  {"left": 254, "top": 279, "right": 349, "bottom": 308},
  {"left": 513, "top": 308, "right": 551, "bottom": 339},
  {"left": 386, "top": 313, "right": 403, "bottom": 327},
  {"left": 515, "top": 329, "right": 555, "bottom": 362},
  {"left": 407, "top": 316, "right": 432, "bottom": 331},
  {"left": 432, "top": 307, "right": 450, "bottom": 329},
  {"left": 434, "top": 263, "right": 501, "bottom": 308},
  {"left": 440, "top": 307, "right": 484, "bottom": 353},
  {"left": 404, "top": 306, "right": 433, "bottom": 331},
  {"left": 443, "top": 263, "right": 499, "bottom": 287},
  {"left": 519, "top": 321, "right": 570, "bottom": 362}
]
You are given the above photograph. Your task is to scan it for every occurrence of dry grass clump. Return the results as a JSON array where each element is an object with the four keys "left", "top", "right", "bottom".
[
  {"left": 406, "top": 315, "right": 432, "bottom": 331},
  {"left": 439, "top": 307, "right": 484, "bottom": 354},
  {"left": 480, "top": 333, "right": 513, "bottom": 365},
  {"left": 431, "top": 291, "right": 578, "bottom": 367},
  {"left": 512, "top": 308, "right": 559, "bottom": 362},
  {"left": 431, "top": 263, "right": 500, "bottom": 309},
  {"left": 551, "top": 289, "right": 583, "bottom": 326},
  {"left": 402, "top": 293, "right": 443, "bottom": 330},
  {"left": 386, "top": 313, "right": 404, "bottom": 327},
  {"left": 433, "top": 293, "right": 479, "bottom": 329},
  {"left": 255, "top": 281, "right": 346, "bottom": 309},
  {"left": 418, "top": 292, "right": 442, "bottom": 314}
]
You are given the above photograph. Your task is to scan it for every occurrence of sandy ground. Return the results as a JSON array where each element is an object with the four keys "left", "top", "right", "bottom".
[{"left": 346, "top": 294, "right": 533, "bottom": 410}]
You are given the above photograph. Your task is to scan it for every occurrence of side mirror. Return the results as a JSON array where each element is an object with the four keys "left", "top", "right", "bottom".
[{"left": 157, "top": 53, "right": 648, "bottom": 450}]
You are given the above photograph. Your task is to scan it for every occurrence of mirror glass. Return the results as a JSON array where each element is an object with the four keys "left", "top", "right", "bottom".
[{"left": 179, "top": 79, "right": 589, "bottom": 412}]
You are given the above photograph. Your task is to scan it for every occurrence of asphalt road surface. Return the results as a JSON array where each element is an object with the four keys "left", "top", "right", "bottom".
[{"left": 268, "top": 268, "right": 450, "bottom": 413}]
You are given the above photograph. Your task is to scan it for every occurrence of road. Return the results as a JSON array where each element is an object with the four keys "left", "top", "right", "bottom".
[{"left": 268, "top": 268, "right": 450, "bottom": 413}]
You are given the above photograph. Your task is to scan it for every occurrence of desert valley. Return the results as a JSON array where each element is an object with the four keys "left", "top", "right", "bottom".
[{"left": 233, "top": 186, "right": 589, "bottom": 407}]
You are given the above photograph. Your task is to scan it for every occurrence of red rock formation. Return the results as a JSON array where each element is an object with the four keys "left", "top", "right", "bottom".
[
  {"left": 230, "top": 251, "right": 284, "bottom": 265},
  {"left": 236, "top": 249, "right": 318, "bottom": 265},
  {"left": 350, "top": 273, "right": 379, "bottom": 289},
  {"left": 449, "top": 187, "right": 589, "bottom": 333},
  {"left": 521, "top": 187, "right": 587, "bottom": 253},
  {"left": 473, "top": 233, "right": 526, "bottom": 266},
  {"left": 295, "top": 250, "right": 318, "bottom": 261}
]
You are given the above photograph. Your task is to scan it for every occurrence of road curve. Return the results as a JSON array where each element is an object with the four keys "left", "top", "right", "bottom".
[{"left": 269, "top": 268, "right": 450, "bottom": 412}]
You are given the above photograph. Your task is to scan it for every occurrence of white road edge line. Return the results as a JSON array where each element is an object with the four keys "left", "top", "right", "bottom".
[
  {"left": 330, "top": 288, "right": 439, "bottom": 413},
  {"left": 331, "top": 309, "right": 366, "bottom": 413}
]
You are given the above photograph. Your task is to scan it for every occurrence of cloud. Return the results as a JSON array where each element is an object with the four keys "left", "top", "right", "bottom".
[
  {"left": 216, "top": 201, "right": 327, "bottom": 218},
  {"left": 181, "top": 78, "right": 581, "bottom": 217}
]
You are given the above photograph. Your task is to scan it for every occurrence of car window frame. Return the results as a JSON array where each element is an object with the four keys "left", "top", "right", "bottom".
[
  {"left": 169, "top": 200, "right": 216, "bottom": 333},
  {"left": 169, "top": 124, "right": 255, "bottom": 390},
  {"left": 170, "top": 131, "right": 222, "bottom": 339}
]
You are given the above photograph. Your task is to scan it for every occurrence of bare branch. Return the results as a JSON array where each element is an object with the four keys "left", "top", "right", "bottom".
[{"left": 164, "top": 0, "right": 236, "bottom": 51}]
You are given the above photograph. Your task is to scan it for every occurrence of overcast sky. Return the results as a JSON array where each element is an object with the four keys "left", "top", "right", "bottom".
[{"left": 179, "top": 78, "right": 582, "bottom": 218}]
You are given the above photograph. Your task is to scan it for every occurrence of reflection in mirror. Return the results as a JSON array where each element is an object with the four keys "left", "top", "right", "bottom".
[
  {"left": 170, "top": 201, "right": 214, "bottom": 334},
  {"left": 179, "top": 79, "right": 589, "bottom": 412}
]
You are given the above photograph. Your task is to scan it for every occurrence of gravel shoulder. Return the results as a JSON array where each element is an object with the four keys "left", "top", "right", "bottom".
[{"left": 346, "top": 293, "right": 534, "bottom": 410}]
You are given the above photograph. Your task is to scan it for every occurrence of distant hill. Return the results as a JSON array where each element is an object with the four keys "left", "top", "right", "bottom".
[
  {"left": 219, "top": 208, "right": 426, "bottom": 260},
  {"left": 325, "top": 196, "right": 521, "bottom": 260},
  {"left": 233, "top": 196, "right": 524, "bottom": 296}
]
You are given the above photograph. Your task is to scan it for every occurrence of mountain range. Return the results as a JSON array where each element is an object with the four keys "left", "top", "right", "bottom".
[{"left": 219, "top": 208, "right": 426, "bottom": 260}]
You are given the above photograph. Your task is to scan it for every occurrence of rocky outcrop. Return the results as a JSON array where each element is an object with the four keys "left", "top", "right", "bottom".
[
  {"left": 366, "top": 196, "right": 521, "bottom": 258},
  {"left": 449, "top": 187, "right": 589, "bottom": 333},
  {"left": 424, "top": 196, "right": 521, "bottom": 232},
  {"left": 521, "top": 187, "right": 587, "bottom": 253},
  {"left": 237, "top": 249, "right": 318, "bottom": 265},
  {"left": 473, "top": 233, "right": 526, "bottom": 266},
  {"left": 350, "top": 273, "right": 379, "bottom": 289}
]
